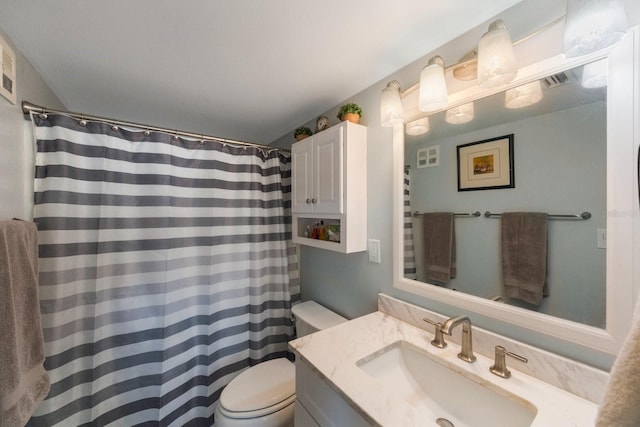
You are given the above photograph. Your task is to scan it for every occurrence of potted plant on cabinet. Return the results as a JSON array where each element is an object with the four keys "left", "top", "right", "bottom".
[
  {"left": 294, "top": 126, "right": 313, "bottom": 141},
  {"left": 337, "top": 102, "right": 362, "bottom": 124}
]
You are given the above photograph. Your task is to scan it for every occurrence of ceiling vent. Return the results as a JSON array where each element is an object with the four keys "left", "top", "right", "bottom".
[
  {"left": 0, "top": 35, "right": 16, "bottom": 105},
  {"left": 543, "top": 72, "right": 570, "bottom": 89}
]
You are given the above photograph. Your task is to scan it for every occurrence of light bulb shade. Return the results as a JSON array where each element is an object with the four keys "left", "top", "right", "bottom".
[
  {"left": 505, "top": 80, "right": 543, "bottom": 109},
  {"left": 581, "top": 58, "right": 609, "bottom": 88},
  {"left": 405, "top": 117, "right": 430, "bottom": 136},
  {"left": 564, "top": 0, "right": 627, "bottom": 58},
  {"left": 380, "top": 80, "right": 404, "bottom": 127},
  {"left": 419, "top": 56, "right": 448, "bottom": 112},
  {"left": 477, "top": 20, "right": 517, "bottom": 89},
  {"left": 445, "top": 102, "right": 475, "bottom": 124}
]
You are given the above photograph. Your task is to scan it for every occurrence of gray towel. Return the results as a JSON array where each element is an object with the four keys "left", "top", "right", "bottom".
[
  {"left": 423, "top": 212, "right": 456, "bottom": 283},
  {"left": 0, "top": 220, "right": 50, "bottom": 427},
  {"left": 597, "top": 296, "right": 640, "bottom": 426},
  {"left": 501, "top": 212, "right": 548, "bottom": 306}
]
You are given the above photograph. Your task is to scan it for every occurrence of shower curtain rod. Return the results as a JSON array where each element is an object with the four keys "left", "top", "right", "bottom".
[{"left": 22, "top": 101, "right": 290, "bottom": 154}]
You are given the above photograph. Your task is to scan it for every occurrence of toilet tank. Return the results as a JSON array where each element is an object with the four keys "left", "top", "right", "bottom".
[{"left": 292, "top": 301, "right": 347, "bottom": 337}]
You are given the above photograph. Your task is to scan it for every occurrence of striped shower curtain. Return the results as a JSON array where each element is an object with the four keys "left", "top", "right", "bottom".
[
  {"left": 28, "top": 113, "right": 299, "bottom": 426},
  {"left": 404, "top": 167, "right": 417, "bottom": 279}
]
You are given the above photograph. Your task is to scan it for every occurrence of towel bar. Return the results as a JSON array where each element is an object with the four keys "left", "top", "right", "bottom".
[
  {"left": 483, "top": 211, "right": 591, "bottom": 220},
  {"left": 413, "top": 211, "right": 481, "bottom": 218}
]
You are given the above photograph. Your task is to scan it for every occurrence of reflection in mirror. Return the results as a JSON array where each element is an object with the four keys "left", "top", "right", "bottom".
[{"left": 404, "top": 61, "right": 606, "bottom": 328}]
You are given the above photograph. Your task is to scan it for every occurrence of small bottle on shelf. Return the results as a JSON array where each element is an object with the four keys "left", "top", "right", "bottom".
[{"left": 318, "top": 221, "right": 327, "bottom": 240}]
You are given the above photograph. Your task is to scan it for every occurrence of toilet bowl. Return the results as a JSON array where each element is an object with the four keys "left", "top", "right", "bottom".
[
  {"left": 215, "top": 358, "right": 296, "bottom": 427},
  {"left": 214, "top": 301, "right": 347, "bottom": 427}
]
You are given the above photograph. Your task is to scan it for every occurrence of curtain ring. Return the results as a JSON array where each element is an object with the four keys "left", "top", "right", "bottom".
[{"left": 78, "top": 114, "right": 87, "bottom": 126}]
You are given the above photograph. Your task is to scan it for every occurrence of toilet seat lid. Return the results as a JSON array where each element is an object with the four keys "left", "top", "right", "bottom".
[{"left": 220, "top": 358, "right": 295, "bottom": 413}]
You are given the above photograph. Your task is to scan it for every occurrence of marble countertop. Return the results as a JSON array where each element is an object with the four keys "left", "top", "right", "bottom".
[{"left": 289, "top": 311, "right": 599, "bottom": 426}]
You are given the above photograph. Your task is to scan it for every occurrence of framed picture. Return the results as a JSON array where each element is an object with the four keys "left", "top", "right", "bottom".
[{"left": 457, "top": 134, "right": 514, "bottom": 191}]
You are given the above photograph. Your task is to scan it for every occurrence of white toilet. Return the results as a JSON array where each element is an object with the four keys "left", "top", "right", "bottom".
[{"left": 214, "top": 301, "right": 347, "bottom": 427}]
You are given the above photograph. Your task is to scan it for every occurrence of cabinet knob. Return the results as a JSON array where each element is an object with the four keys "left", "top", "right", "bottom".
[
  {"left": 306, "top": 198, "right": 311, "bottom": 204},
  {"left": 312, "top": 198, "right": 316, "bottom": 204}
]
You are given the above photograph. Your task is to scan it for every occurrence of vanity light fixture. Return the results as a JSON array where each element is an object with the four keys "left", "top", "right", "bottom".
[
  {"left": 581, "top": 58, "right": 609, "bottom": 88},
  {"left": 380, "top": 80, "right": 404, "bottom": 127},
  {"left": 563, "top": 0, "right": 627, "bottom": 58},
  {"left": 384, "top": 8, "right": 628, "bottom": 134},
  {"left": 405, "top": 117, "right": 430, "bottom": 136},
  {"left": 504, "top": 80, "right": 543, "bottom": 109},
  {"left": 477, "top": 20, "right": 517, "bottom": 89},
  {"left": 419, "top": 56, "right": 448, "bottom": 112},
  {"left": 445, "top": 102, "right": 475, "bottom": 124}
]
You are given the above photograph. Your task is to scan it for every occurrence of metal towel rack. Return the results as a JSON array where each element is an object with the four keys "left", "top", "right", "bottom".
[
  {"left": 413, "top": 211, "right": 481, "bottom": 218},
  {"left": 483, "top": 211, "right": 592, "bottom": 220},
  {"left": 412, "top": 211, "right": 592, "bottom": 220}
]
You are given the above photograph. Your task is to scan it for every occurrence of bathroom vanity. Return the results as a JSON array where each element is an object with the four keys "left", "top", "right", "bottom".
[{"left": 289, "top": 294, "right": 606, "bottom": 426}]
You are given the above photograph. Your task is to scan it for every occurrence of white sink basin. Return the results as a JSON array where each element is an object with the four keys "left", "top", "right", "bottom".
[{"left": 356, "top": 341, "right": 537, "bottom": 427}]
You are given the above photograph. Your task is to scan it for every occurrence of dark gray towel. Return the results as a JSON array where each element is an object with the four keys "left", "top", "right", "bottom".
[
  {"left": 423, "top": 212, "right": 456, "bottom": 283},
  {"left": 501, "top": 212, "right": 548, "bottom": 306}
]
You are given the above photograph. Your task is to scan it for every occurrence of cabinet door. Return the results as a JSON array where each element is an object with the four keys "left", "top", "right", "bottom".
[
  {"left": 296, "top": 359, "right": 371, "bottom": 427},
  {"left": 292, "top": 139, "right": 313, "bottom": 213},
  {"left": 313, "top": 125, "right": 343, "bottom": 214}
]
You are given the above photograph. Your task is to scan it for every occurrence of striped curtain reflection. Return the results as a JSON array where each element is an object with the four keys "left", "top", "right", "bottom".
[
  {"left": 404, "top": 167, "right": 417, "bottom": 279},
  {"left": 28, "top": 113, "right": 299, "bottom": 426}
]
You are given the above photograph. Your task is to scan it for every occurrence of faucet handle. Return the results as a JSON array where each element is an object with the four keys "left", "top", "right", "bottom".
[
  {"left": 422, "top": 318, "right": 447, "bottom": 348},
  {"left": 490, "top": 345, "right": 528, "bottom": 378}
]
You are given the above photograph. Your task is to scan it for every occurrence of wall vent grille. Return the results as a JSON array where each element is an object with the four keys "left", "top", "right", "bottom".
[
  {"left": 543, "top": 72, "right": 570, "bottom": 88},
  {"left": 0, "top": 35, "right": 16, "bottom": 104}
]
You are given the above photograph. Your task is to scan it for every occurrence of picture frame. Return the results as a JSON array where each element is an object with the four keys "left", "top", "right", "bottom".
[{"left": 457, "top": 134, "right": 514, "bottom": 191}]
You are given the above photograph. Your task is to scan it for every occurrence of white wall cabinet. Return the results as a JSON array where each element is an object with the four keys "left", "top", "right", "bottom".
[
  {"left": 294, "top": 358, "right": 371, "bottom": 427},
  {"left": 292, "top": 121, "right": 367, "bottom": 253},
  {"left": 292, "top": 125, "right": 343, "bottom": 214}
]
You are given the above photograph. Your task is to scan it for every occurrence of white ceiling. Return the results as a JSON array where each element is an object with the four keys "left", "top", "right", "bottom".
[{"left": 0, "top": 0, "right": 525, "bottom": 144}]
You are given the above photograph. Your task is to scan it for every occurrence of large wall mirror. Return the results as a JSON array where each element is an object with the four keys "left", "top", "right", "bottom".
[
  {"left": 393, "top": 22, "right": 639, "bottom": 355},
  {"left": 405, "top": 60, "right": 606, "bottom": 328}
]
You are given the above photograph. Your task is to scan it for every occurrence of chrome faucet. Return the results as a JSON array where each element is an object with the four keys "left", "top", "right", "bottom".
[{"left": 441, "top": 316, "right": 476, "bottom": 362}]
